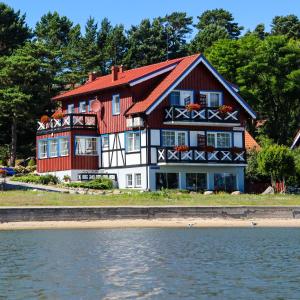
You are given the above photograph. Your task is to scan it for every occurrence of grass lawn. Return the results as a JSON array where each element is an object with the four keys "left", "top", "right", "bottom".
[{"left": 1, "top": 190, "right": 300, "bottom": 206}]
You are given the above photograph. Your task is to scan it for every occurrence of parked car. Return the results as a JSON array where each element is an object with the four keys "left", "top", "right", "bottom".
[{"left": 0, "top": 167, "right": 16, "bottom": 176}]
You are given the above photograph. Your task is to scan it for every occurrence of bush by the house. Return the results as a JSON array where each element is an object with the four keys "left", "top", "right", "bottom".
[
  {"left": 257, "top": 144, "right": 295, "bottom": 185},
  {"left": 11, "top": 174, "right": 59, "bottom": 185},
  {"left": 27, "top": 158, "right": 36, "bottom": 167},
  {"left": 66, "top": 178, "right": 113, "bottom": 190}
]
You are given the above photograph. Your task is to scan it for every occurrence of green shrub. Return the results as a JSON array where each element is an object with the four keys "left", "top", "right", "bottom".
[
  {"left": 27, "top": 158, "right": 36, "bottom": 167},
  {"left": 14, "top": 165, "right": 29, "bottom": 174},
  {"left": 66, "top": 178, "right": 113, "bottom": 190},
  {"left": 11, "top": 174, "right": 59, "bottom": 185},
  {"left": 25, "top": 165, "right": 36, "bottom": 173}
]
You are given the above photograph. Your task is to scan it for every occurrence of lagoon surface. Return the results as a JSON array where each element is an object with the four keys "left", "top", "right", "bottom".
[{"left": 1, "top": 228, "right": 300, "bottom": 299}]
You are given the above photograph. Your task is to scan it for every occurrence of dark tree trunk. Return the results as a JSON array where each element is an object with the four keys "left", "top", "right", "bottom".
[{"left": 9, "top": 117, "right": 17, "bottom": 167}]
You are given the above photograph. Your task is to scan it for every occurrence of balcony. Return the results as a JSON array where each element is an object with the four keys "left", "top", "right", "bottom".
[
  {"left": 157, "top": 147, "right": 246, "bottom": 164},
  {"left": 164, "top": 106, "right": 240, "bottom": 126},
  {"left": 37, "top": 114, "right": 97, "bottom": 135}
]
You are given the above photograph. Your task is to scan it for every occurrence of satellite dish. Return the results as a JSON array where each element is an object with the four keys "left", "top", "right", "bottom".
[{"left": 91, "top": 100, "right": 101, "bottom": 112}]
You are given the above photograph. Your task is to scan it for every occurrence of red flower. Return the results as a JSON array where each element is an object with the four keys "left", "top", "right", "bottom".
[
  {"left": 205, "top": 146, "right": 215, "bottom": 153},
  {"left": 232, "top": 147, "right": 243, "bottom": 153},
  {"left": 174, "top": 145, "right": 189, "bottom": 152},
  {"left": 218, "top": 105, "right": 233, "bottom": 114},
  {"left": 185, "top": 103, "right": 201, "bottom": 112},
  {"left": 40, "top": 115, "right": 50, "bottom": 124},
  {"left": 52, "top": 111, "right": 65, "bottom": 119}
]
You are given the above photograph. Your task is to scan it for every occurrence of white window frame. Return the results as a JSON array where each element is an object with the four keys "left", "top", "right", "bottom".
[
  {"left": 126, "top": 132, "right": 140, "bottom": 153},
  {"left": 126, "top": 174, "right": 133, "bottom": 187},
  {"left": 207, "top": 132, "right": 232, "bottom": 148},
  {"left": 170, "top": 90, "right": 194, "bottom": 106},
  {"left": 59, "top": 138, "right": 69, "bottom": 157},
  {"left": 134, "top": 173, "right": 142, "bottom": 187},
  {"left": 101, "top": 135, "right": 109, "bottom": 149},
  {"left": 38, "top": 140, "right": 48, "bottom": 159},
  {"left": 162, "top": 130, "right": 188, "bottom": 147},
  {"left": 75, "top": 137, "right": 98, "bottom": 156},
  {"left": 200, "top": 91, "right": 222, "bottom": 107},
  {"left": 79, "top": 101, "right": 86, "bottom": 113},
  {"left": 67, "top": 104, "right": 75, "bottom": 114},
  {"left": 112, "top": 94, "right": 120, "bottom": 115},
  {"left": 49, "top": 139, "right": 58, "bottom": 158}
]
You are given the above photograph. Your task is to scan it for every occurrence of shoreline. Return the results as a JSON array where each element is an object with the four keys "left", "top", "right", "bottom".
[{"left": 2, "top": 218, "right": 300, "bottom": 230}]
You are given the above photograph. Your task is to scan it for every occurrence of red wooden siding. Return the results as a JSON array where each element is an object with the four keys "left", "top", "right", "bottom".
[
  {"left": 37, "top": 130, "right": 99, "bottom": 173},
  {"left": 37, "top": 132, "right": 71, "bottom": 173},
  {"left": 70, "top": 130, "right": 98, "bottom": 170}
]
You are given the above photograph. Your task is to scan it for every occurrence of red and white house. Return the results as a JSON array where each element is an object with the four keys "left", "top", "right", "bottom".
[{"left": 36, "top": 53, "right": 257, "bottom": 191}]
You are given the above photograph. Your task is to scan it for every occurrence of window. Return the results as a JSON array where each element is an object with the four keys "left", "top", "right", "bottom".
[
  {"left": 186, "top": 173, "right": 207, "bottom": 191},
  {"left": 200, "top": 92, "right": 222, "bottom": 107},
  {"left": 126, "top": 132, "right": 140, "bottom": 152},
  {"left": 156, "top": 173, "right": 179, "bottom": 190},
  {"left": 59, "top": 138, "right": 69, "bottom": 156},
  {"left": 126, "top": 174, "right": 133, "bottom": 187},
  {"left": 102, "top": 135, "right": 109, "bottom": 149},
  {"left": 135, "top": 173, "right": 142, "bottom": 187},
  {"left": 49, "top": 139, "right": 58, "bottom": 157},
  {"left": 88, "top": 100, "right": 94, "bottom": 112},
  {"left": 214, "top": 173, "right": 237, "bottom": 192},
  {"left": 207, "top": 132, "right": 231, "bottom": 148},
  {"left": 112, "top": 94, "right": 120, "bottom": 115},
  {"left": 169, "top": 90, "right": 193, "bottom": 106},
  {"left": 162, "top": 131, "right": 187, "bottom": 147},
  {"left": 79, "top": 101, "right": 86, "bottom": 113},
  {"left": 67, "top": 104, "right": 75, "bottom": 114},
  {"left": 170, "top": 91, "right": 180, "bottom": 105},
  {"left": 75, "top": 137, "right": 98, "bottom": 155},
  {"left": 38, "top": 140, "right": 48, "bottom": 159}
]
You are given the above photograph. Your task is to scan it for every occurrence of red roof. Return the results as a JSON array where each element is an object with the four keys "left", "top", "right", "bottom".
[
  {"left": 245, "top": 130, "right": 261, "bottom": 151},
  {"left": 126, "top": 54, "right": 200, "bottom": 115},
  {"left": 52, "top": 57, "right": 185, "bottom": 101}
]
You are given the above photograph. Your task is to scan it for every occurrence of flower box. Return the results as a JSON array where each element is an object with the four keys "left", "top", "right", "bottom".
[
  {"left": 232, "top": 147, "right": 243, "bottom": 153},
  {"left": 205, "top": 146, "right": 215, "bottom": 153},
  {"left": 40, "top": 115, "right": 50, "bottom": 124},
  {"left": 185, "top": 103, "right": 201, "bottom": 112},
  {"left": 174, "top": 145, "right": 189, "bottom": 152},
  {"left": 52, "top": 111, "right": 65, "bottom": 119},
  {"left": 218, "top": 105, "right": 233, "bottom": 114}
]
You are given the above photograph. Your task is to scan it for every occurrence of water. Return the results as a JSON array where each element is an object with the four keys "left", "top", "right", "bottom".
[{"left": 1, "top": 228, "right": 300, "bottom": 299}]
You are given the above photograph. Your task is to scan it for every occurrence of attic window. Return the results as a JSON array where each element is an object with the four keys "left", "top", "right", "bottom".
[{"left": 200, "top": 92, "right": 222, "bottom": 107}]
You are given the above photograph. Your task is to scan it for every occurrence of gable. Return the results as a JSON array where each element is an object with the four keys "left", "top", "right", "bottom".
[
  {"left": 143, "top": 55, "right": 256, "bottom": 119},
  {"left": 126, "top": 54, "right": 256, "bottom": 119}
]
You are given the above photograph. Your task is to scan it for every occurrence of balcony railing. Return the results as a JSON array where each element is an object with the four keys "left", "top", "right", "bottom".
[
  {"left": 37, "top": 114, "right": 97, "bottom": 134},
  {"left": 164, "top": 106, "right": 240, "bottom": 124},
  {"left": 157, "top": 147, "right": 246, "bottom": 164}
]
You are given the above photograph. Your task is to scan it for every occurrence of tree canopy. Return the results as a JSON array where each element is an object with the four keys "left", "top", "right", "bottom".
[{"left": 0, "top": 2, "right": 299, "bottom": 165}]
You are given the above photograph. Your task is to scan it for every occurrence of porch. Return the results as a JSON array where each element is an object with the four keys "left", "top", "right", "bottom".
[
  {"left": 37, "top": 114, "right": 97, "bottom": 135},
  {"left": 157, "top": 147, "right": 246, "bottom": 164},
  {"left": 164, "top": 105, "right": 240, "bottom": 126}
]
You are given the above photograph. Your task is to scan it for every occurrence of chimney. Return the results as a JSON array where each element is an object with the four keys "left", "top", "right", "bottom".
[
  {"left": 88, "top": 72, "right": 97, "bottom": 82},
  {"left": 119, "top": 65, "right": 124, "bottom": 73},
  {"left": 111, "top": 66, "right": 118, "bottom": 81}
]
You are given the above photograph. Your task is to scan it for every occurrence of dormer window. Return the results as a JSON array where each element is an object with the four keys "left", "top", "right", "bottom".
[
  {"left": 169, "top": 90, "right": 193, "bottom": 106},
  {"left": 112, "top": 94, "right": 120, "bottom": 115},
  {"left": 200, "top": 92, "right": 222, "bottom": 107},
  {"left": 79, "top": 101, "right": 86, "bottom": 113}
]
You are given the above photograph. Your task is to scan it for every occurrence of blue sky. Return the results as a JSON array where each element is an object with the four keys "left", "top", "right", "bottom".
[{"left": 4, "top": 0, "right": 300, "bottom": 36}]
